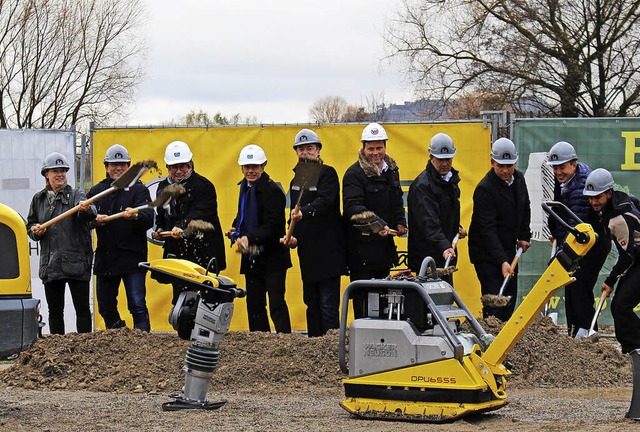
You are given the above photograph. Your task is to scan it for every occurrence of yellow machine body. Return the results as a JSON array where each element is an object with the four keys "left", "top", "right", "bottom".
[
  {"left": 0, "top": 202, "right": 40, "bottom": 357},
  {"left": 0, "top": 203, "right": 31, "bottom": 296},
  {"left": 339, "top": 214, "right": 596, "bottom": 422},
  {"left": 142, "top": 258, "right": 235, "bottom": 288}
]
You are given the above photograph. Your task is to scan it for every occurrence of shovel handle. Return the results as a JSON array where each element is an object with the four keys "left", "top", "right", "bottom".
[
  {"left": 100, "top": 202, "right": 153, "bottom": 222},
  {"left": 284, "top": 200, "right": 302, "bottom": 244},
  {"left": 497, "top": 248, "right": 524, "bottom": 297},
  {"left": 39, "top": 187, "right": 113, "bottom": 230},
  {"left": 444, "top": 234, "right": 460, "bottom": 267},
  {"left": 589, "top": 291, "right": 608, "bottom": 332},
  {"left": 511, "top": 247, "right": 523, "bottom": 270}
]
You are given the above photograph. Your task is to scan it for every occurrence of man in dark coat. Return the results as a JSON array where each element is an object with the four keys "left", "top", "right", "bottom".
[
  {"left": 154, "top": 140, "right": 226, "bottom": 304},
  {"left": 227, "top": 144, "right": 292, "bottom": 333},
  {"left": 408, "top": 132, "right": 466, "bottom": 284},
  {"left": 583, "top": 168, "right": 640, "bottom": 420},
  {"left": 283, "top": 129, "right": 346, "bottom": 337},
  {"left": 88, "top": 144, "right": 154, "bottom": 331},
  {"left": 343, "top": 123, "right": 408, "bottom": 317},
  {"left": 546, "top": 141, "right": 610, "bottom": 337},
  {"left": 469, "top": 138, "right": 532, "bottom": 321}
]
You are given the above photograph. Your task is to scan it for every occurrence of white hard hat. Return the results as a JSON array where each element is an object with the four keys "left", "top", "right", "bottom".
[
  {"left": 104, "top": 144, "right": 131, "bottom": 163},
  {"left": 238, "top": 144, "right": 267, "bottom": 165},
  {"left": 547, "top": 141, "right": 577, "bottom": 165},
  {"left": 361, "top": 123, "right": 388, "bottom": 142},
  {"left": 490, "top": 138, "right": 519, "bottom": 164},
  {"left": 429, "top": 133, "right": 456, "bottom": 159},
  {"left": 294, "top": 129, "right": 322, "bottom": 149},
  {"left": 583, "top": 168, "right": 615, "bottom": 196},
  {"left": 164, "top": 141, "right": 193, "bottom": 165},
  {"left": 41, "top": 152, "right": 70, "bottom": 176}
]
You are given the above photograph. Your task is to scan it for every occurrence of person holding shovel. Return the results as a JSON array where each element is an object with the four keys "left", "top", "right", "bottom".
[
  {"left": 283, "top": 129, "right": 346, "bottom": 337},
  {"left": 27, "top": 152, "right": 96, "bottom": 334},
  {"left": 583, "top": 168, "right": 640, "bottom": 420},
  {"left": 408, "top": 132, "right": 466, "bottom": 285},
  {"left": 87, "top": 144, "right": 153, "bottom": 332},
  {"left": 468, "top": 138, "right": 531, "bottom": 321},
  {"left": 227, "top": 144, "right": 292, "bottom": 333},
  {"left": 343, "top": 123, "right": 407, "bottom": 317},
  {"left": 154, "top": 140, "right": 226, "bottom": 304},
  {"left": 546, "top": 141, "right": 610, "bottom": 337}
]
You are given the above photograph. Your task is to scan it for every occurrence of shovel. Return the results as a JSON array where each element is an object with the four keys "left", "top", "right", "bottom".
[
  {"left": 101, "top": 184, "right": 185, "bottom": 222},
  {"left": 481, "top": 247, "right": 523, "bottom": 308},
  {"left": 443, "top": 234, "right": 460, "bottom": 268},
  {"left": 351, "top": 211, "right": 398, "bottom": 236},
  {"left": 38, "top": 160, "right": 157, "bottom": 230},
  {"left": 575, "top": 291, "right": 609, "bottom": 339},
  {"left": 283, "top": 156, "right": 323, "bottom": 243},
  {"left": 543, "top": 239, "right": 558, "bottom": 322},
  {"left": 156, "top": 219, "right": 214, "bottom": 239}
]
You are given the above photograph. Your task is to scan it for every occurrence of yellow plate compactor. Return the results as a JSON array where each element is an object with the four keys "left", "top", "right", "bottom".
[{"left": 338, "top": 201, "right": 596, "bottom": 422}]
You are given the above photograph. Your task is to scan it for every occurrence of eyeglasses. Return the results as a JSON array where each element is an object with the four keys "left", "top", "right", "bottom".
[{"left": 167, "top": 163, "right": 191, "bottom": 171}]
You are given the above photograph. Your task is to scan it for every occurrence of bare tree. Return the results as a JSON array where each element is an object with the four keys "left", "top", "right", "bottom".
[
  {"left": 341, "top": 105, "right": 368, "bottom": 122},
  {"left": 308, "top": 96, "right": 350, "bottom": 123},
  {"left": 363, "top": 92, "right": 388, "bottom": 122},
  {"left": 447, "top": 90, "right": 511, "bottom": 119},
  {"left": 174, "top": 109, "right": 256, "bottom": 126},
  {"left": 385, "top": 0, "right": 640, "bottom": 117},
  {"left": 0, "top": 0, "right": 146, "bottom": 129}
]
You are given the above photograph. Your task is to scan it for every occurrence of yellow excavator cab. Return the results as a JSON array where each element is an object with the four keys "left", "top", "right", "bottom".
[
  {"left": 0, "top": 203, "right": 40, "bottom": 357},
  {"left": 0, "top": 203, "right": 31, "bottom": 296}
]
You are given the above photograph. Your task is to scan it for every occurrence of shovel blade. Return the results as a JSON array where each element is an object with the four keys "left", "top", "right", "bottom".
[
  {"left": 111, "top": 160, "right": 156, "bottom": 189},
  {"left": 353, "top": 220, "right": 385, "bottom": 235},
  {"left": 574, "top": 327, "right": 596, "bottom": 339},
  {"left": 291, "top": 158, "right": 322, "bottom": 190}
]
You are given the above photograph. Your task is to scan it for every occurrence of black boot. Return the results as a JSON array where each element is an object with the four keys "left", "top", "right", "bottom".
[
  {"left": 627, "top": 349, "right": 640, "bottom": 420},
  {"left": 107, "top": 319, "right": 127, "bottom": 329},
  {"left": 48, "top": 315, "right": 65, "bottom": 335}
]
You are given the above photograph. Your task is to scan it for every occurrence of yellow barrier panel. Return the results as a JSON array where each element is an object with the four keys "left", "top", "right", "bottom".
[{"left": 92, "top": 122, "right": 491, "bottom": 331}]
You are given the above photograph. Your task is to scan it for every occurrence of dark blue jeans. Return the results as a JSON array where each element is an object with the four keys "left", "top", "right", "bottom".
[
  {"left": 303, "top": 276, "right": 340, "bottom": 337},
  {"left": 96, "top": 271, "right": 150, "bottom": 331}
]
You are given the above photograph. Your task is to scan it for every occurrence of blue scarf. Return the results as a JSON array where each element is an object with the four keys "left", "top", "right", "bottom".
[{"left": 233, "top": 181, "right": 259, "bottom": 241}]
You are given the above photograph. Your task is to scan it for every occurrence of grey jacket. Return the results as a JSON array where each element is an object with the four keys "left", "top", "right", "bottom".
[{"left": 27, "top": 184, "right": 96, "bottom": 283}]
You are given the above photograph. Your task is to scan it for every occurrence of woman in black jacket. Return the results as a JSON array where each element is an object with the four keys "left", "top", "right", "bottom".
[{"left": 27, "top": 152, "right": 96, "bottom": 334}]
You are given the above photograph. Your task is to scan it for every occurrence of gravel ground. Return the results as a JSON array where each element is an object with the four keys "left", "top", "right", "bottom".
[{"left": 0, "top": 319, "right": 639, "bottom": 431}]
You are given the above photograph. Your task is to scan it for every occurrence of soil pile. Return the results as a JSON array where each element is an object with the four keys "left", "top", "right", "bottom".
[{"left": 0, "top": 317, "right": 631, "bottom": 394}]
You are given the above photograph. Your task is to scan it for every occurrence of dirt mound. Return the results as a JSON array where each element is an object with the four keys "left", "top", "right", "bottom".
[{"left": 0, "top": 317, "right": 631, "bottom": 394}]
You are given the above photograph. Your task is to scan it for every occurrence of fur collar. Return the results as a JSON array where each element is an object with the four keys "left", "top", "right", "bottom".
[{"left": 358, "top": 148, "right": 398, "bottom": 177}]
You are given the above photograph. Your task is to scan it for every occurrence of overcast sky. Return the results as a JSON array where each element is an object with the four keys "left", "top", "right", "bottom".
[{"left": 126, "top": 0, "right": 414, "bottom": 125}]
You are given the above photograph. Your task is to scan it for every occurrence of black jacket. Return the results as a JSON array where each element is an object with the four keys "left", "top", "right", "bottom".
[
  {"left": 232, "top": 172, "right": 292, "bottom": 275},
  {"left": 342, "top": 149, "right": 406, "bottom": 273},
  {"left": 87, "top": 177, "right": 154, "bottom": 276},
  {"left": 290, "top": 164, "right": 346, "bottom": 282},
  {"left": 408, "top": 162, "right": 461, "bottom": 270},
  {"left": 469, "top": 168, "right": 531, "bottom": 266},
  {"left": 601, "top": 191, "right": 640, "bottom": 288},
  {"left": 156, "top": 171, "right": 226, "bottom": 271},
  {"left": 27, "top": 184, "right": 96, "bottom": 283}
]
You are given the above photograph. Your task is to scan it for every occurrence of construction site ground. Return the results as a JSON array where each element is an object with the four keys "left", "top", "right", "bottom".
[{"left": 0, "top": 317, "right": 638, "bottom": 431}]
